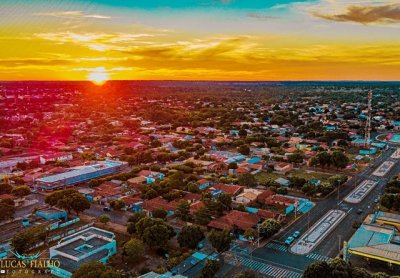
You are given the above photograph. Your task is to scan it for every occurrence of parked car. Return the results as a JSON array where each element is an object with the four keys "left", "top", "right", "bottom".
[
  {"left": 356, "top": 209, "right": 363, "bottom": 214},
  {"left": 103, "top": 207, "right": 111, "bottom": 212},
  {"left": 293, "top": 231, "right": 301, "bottom": 238},
  {"left": 374, "top": 198, "right": 379, "bottom": 203},
  {"left": 285, "top": 236, "right": 295, "bottom": 245}
]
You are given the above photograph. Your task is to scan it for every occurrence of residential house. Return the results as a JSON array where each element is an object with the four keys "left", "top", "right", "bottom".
[
  {"left": 138, "top": 170, "right": 165, "bottom": 184},
  {"left": 274, "top": 162, "right": 293, "bottom": 174},
  {"left": 233, "top": 188, "right": 264, "bottom": 206},
  {"left": 197, "top": 179, "right": 212, "bottom": 190},
  {"left": 208, "top": 210, "right": 260, "bottom": 231}
]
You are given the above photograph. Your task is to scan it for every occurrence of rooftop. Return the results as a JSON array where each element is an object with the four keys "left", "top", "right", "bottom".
[{"left": 36, "top": 160, "right": 123, "bottom": 183}]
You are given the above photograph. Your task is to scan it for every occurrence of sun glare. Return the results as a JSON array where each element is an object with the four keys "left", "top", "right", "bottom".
[{"left": 88, "top": 67, "right": 109, "bottom": 85}]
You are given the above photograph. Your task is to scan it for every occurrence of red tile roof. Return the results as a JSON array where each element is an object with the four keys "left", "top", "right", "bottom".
[
  {"left": 208, "top": 183, "right": 243, "bottom": 196},
  {"left": 197, "top": 179, "right": 209, "bottom": 185},
  {"left": 0, "top": 194, "right": 16, "bottom": 200},
  {"left": 256, "top": 189, "right": 275, "bottom": 203},
  {"left": 265, "top": 195, "right": 297, "bottom": 206},
  {"left": 208, "top": 210, "right": 259, "bottom": 231},
  {"left": 142, "top": 196, "right": 177, "bottom": 212},
  {"left": 119, "top": 195, "right": 142, "bottom": 206},
  {"left": 256, "top": 209, "right": 285, "bottom": 222}
]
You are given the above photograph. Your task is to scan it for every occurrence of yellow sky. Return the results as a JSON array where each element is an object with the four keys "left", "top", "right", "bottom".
[{"left": 1, "top": 0, "right": 400, "bottom": 81}]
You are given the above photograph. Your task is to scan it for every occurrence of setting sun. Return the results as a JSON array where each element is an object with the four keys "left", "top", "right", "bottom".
[{"left": 88, "top": 67, "right": 109, "bottom": 85}]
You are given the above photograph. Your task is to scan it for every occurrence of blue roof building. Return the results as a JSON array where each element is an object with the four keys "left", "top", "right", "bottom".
[
  {"left": 247, "top": 157, "right": 261, "bottom": 164},
  {"left": 36, "top": 160, "right": 125, "bottom": 191},
  {"left": 49, "top": 227, "right": 117, "bottom": 278}
]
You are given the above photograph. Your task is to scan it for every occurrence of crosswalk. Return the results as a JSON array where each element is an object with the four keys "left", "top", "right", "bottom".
[
  {"left": 306, "top": 253, "right": 331, "bottom": 262},
  {"left": 226, "top": 256, "right": 302, "bottom": 278},
  {"left": 265, "top": 242, "right": 288, "bottom": 252},
  {"left": 265, "top": 242, "right": 331, "bottom": 263}
]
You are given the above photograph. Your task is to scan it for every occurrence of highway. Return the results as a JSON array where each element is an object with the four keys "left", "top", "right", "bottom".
[{"left": 230, "top": 145, "right": 400, "bottom": 274}]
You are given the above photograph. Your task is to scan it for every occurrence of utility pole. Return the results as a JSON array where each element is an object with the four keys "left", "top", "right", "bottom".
[{"left": 338, "top": 234, "right": 342, "bottom": 254}]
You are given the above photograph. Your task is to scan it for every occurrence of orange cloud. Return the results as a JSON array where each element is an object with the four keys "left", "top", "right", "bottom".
[
  {"left": 313, "top": 3, "right": 400, "bottom": 24},
  {"left": 34, "top": 11, "right": 112, "bottom": 19}
]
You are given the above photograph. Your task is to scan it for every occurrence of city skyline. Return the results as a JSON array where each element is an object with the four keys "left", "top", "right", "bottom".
[{"left": 1, "top": 0, "right": 400, "bottom": 81}]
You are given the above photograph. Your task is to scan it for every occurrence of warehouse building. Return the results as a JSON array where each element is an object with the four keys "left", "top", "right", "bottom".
[{"left": 35, "top": 160, "right": 126, "bottom": 191}]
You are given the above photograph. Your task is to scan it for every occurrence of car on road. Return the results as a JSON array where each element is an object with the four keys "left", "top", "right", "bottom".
[
  {"left": 293, "top": 231, "right": 301, "bottom": 238},
  {"left": 374, "top": 198, "right": 379, "bottom": 203},
  {"left": 285, "top": 236, "right": 295, "bottom": 245},
  {"left": 103, "top": 207, "right": 111, "bottom": 212},
  {"left": 356, "top": 209, "right": 363, "bottom": 214}
]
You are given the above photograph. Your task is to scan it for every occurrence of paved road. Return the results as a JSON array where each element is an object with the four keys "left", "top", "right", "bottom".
[
  {"left": 84, "top": 203, "right": 130, "bottom": 225},
  {"left": 242, "top": 146, "right": 400, "bottom": 274}
]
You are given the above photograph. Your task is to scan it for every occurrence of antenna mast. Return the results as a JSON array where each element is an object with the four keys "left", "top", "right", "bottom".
[{"left": 364, "top": 90, "right": 372, "bottom": 148}]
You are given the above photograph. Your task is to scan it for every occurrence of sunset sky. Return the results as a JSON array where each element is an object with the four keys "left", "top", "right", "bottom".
[{"left": 1, "top": 0, "right": 400, "bottom": 81}]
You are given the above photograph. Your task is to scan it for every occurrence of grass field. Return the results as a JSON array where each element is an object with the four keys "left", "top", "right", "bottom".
[
  {"left": 255, "top": 169, "right": 334, "bottom": 184},
  {"left": 255, "top": 172, "right": 285, "bottom": 183},
  {"left": 290, "top": 169, "right": 333, "bottom": 182}
]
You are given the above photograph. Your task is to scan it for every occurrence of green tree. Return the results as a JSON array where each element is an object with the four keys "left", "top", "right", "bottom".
[
  {"left": 238, "top": 173, "right": 257, "bottom": 188},
  {"left": 372, "top": 273, "right": 390, "bottom": 278},
  {"left": 11, "top": 225, "right": 47, "bottom": 253},
  {"left": 208, "top": 229, "right": 233, "bottom": 252},
  {"left": 123, "top": 238, "right": 145, "bottom": 262},
  {"left": 0, "top": 183, "right": 13, "bottom": 194},
  {"left": 316, "top": 151, "right": 331, "bottom": 167},
  {"left": 201, "top": 259, "right": 221, "bottom": 278},
  {"left": 11, "top": 185, "right": 31, "bottom": 197},
  {"left": 110, "top": 199, "right": 125, "bottom": 211},
  {"left": 217, "top": 193, "right": 232, "bottom": 211},
  {"left": 234, "top": 270, "right": 259, "bottom": 278},
  {"left": 351, "top": 267, "right": 372, "bottom": 278},
  {"left": 45, "top": 189, "right": 90, "bottom": 215},
  {"left": 329, "top": 257, "right": 352, "bottom": 278},
  {"left": 152, "top": 208, "right": 167, "bottom": 219},
  {"left": 238, "top": 129, "right": 247, "bottom": 137},
  {"left": 237, "top": 145, "right": 250, "bottom": 155},
  {"left": 287, "top": 152, "right": 304, "bottom": 164},
  {"left": 244, "top": 228, "right": 257, "bottom": 241},
  {"left": 98, "top": 214, "right": 111, "bottom": 225},
  {"left": 0, "top": 199, "right": 15, "bottom": 221},
  {"left": 303, "top": 261, "right": 331, "bottom": 278},
  {"left": 72, "top": 262, "right": 121, "bottom": 278},
  {"left": 126, "top": 211, "right": 146, "bottom": 234},
  {"left": 329, "top": 175, "right": 348, "bottom": 187},
  {"left": 330, "top": 151, "right": 350, "bottom": 169},
  {"left": 178, "top": 225, "right": 205, "bottom": 249},
  {"left": 136, "top": 217, "right": 175, "bottom": 248},
  {"left": 228, "top": 162, "right": 238, "bottom": 169},
  {"left": 194, "top": 206, "right": 212, "bottom": 225},
  {"left": 175, "top": 200, "right": 191, "bottom": 221},
  {"left": 259, "top": 219, "right": 281, "bottom": 238}
]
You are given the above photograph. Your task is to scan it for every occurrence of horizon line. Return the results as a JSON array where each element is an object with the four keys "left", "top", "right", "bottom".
[{"left": 1, "top": 79, "right": 400, "bottom": 83}]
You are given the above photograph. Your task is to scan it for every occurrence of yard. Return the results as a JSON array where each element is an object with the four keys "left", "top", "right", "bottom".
[
  {"left": 255, "top": 169, "right": 333, "bottom": 184},
  {"left": 289, "top": 170, "right": 333, "bottom": 183},
  {"left": 255, "top": 172, "right": 285, "bottom": 184}
]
